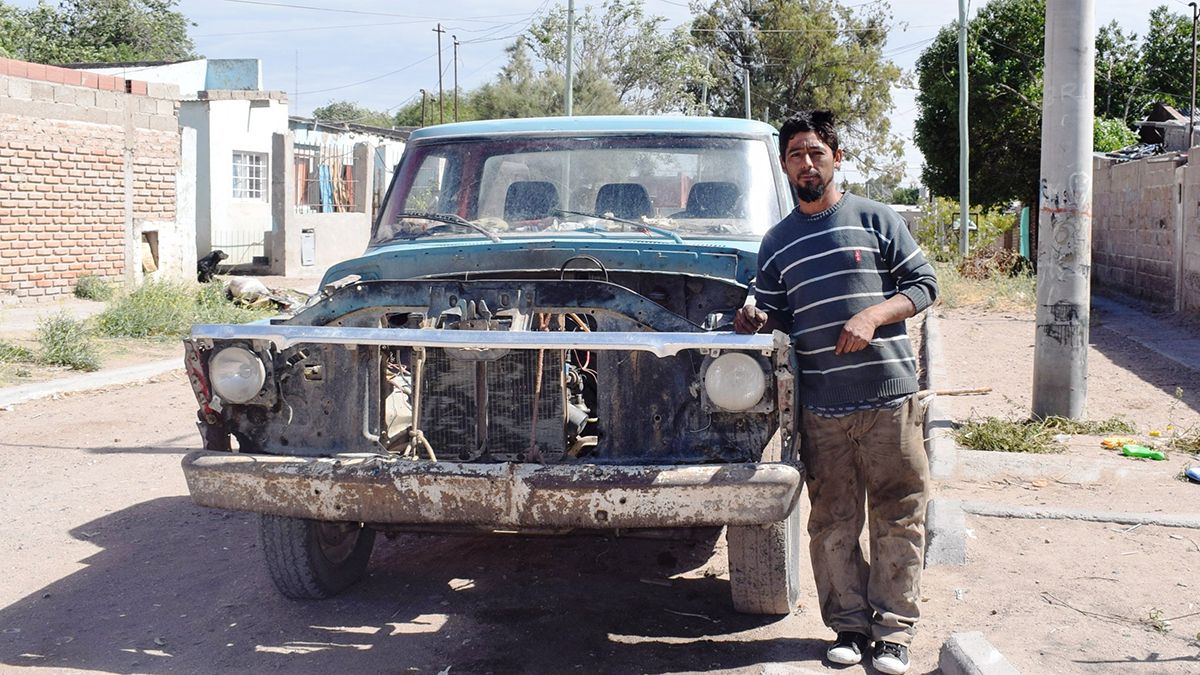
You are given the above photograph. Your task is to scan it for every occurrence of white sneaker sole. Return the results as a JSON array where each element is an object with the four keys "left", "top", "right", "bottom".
[
  {"left": 826, "top": 648, "right": 863, "bottom": 665},
  {"left": 872, "top": 656, "right": 909, "bottom": 675}
]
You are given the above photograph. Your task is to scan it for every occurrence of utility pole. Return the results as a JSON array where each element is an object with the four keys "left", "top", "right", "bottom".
[
  {"left": 742, "top": 65, "right": 751, "bottom": 119},
  {"left": 1032, "top": 0, "right": 1095, "bottom": 419},
  {"left": 452, "top": 35, "right": 460, "bottom": 122},
  {"left": 420, "top": 89, "right": 427, "bottom": 127},
  {"left": 700, "top": 54, "right": 710, "bottom": 115},
  {"left": 565, "top": 0, "right": 575, "bottom": 116},
  {"left": 1190, "top": 3, "right": 1198, "bottom": 147},
  {"left": 434, "top": 23, "right": 446, "bottom": 124},
  {"left": 958, "top": 0, "right": 970, "bottom": 258}
]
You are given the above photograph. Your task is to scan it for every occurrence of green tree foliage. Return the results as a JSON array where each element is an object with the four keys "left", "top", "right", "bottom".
[
  {"left": 1095, "top": 21, "right": 1149, "bottom": 123},
  {"left": 691, "top": 0, "right": 905, "bottom": 181},
  {"left": 311, "top": 100, "right": 396, "bottom": 128},
  {"left": 1094, "top": 117, "right": 1138, "bottom": 152},
  {"left": 1141, "top": 5, "right": 1192, "bottom": 109},
  {"left": 913, "top": 197, "right": 1014, "bottom": 262},
  {"left": 0, "top": 0, "right": 195, "bottom": 64},
  {"left": 527, "top": 0, "right": 709, "bottom": 114},
  {"left": 890, "top": 186, "right": 920, "bottom": 205},
  {"left": 915, "top": 0, "right": 1045, "bottom": 209}
]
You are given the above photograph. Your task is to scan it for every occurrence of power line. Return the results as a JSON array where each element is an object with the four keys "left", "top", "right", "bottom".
[
  {"left": 296, "top": 53, "right": 436, "bottom": 96},
  {"left": 221, "top": 0, "right": 533, "bottom": 23},
  {"left": 194, "top": 19, "right": 428, "bottom": 38}
]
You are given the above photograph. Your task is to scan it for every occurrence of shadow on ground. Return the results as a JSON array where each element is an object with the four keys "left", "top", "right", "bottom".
[{"left": 0, "top": 497, "right": 821, "bottom": 674}]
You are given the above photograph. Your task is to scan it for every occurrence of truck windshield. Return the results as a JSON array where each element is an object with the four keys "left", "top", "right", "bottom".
[{"left": 372, "top": 134, "right": 783, "bottom": 245}]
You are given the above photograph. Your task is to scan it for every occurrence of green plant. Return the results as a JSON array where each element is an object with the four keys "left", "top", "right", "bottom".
[
  {"left": 954, "top": 415, "right": 1137, "bottom": 454},
  {"left": 934, "top": 262, "right": 1036, "bottom": 310},
  {"left": 914, "top": 197, "right": 1018, "bottom": 264},
  {"left": 1094, "top": 117, "right": 1137, "bottom": 152},
  {"left": 1039, "top": 416, "right": 1137, "bottom": 435},
  {"left": 1144, "top": 607, "right": 1171, "bottom": 633},
  {"left": 96, "top": 280, "right": 272, "bottom": 339},
  {"left": 0, "top": 340, "right": 35, "bottom": 363},
  {"left": 36, "top": 312, "right": 100, "bottom": 371},
  {"left": 73, "top": 274, "right": 116, "bottom": 301}
]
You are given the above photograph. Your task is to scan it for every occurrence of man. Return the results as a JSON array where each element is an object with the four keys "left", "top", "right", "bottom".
[{"left": 735, "top": 110, "right": 937, "bottom": 675}]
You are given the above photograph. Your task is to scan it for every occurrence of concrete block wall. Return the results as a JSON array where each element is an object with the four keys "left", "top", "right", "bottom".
[
  {"left": 0, "top": 58, "right": 182, "bottom": 304},
  {"left": 1092, "top": 155, "right": 1185, "bottom": 308}
]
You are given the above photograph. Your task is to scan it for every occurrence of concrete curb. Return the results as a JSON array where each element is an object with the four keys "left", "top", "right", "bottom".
[
  {"left": 939, "top": 631, "right": 1021, "bottom": 675},
  {"left": 921, "top": 310, "right": 958, "bottom": 480},
  {"left": 961, "top": 500, "right": 1200, "bottom": 530},
  {"left": 925, "top": 498, "right": 968, "bottom": 566},
  {"left": 0, "top": 358, "right": 180, "bottom": 408}
]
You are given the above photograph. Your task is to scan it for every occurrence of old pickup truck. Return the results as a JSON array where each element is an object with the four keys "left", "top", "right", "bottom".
[{"left": 181, "top": 115, "right": 804, "bottom": 614}]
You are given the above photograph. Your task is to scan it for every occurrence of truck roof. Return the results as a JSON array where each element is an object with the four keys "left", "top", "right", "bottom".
[{"left": 408, "top": 115, "right": 778, "bottom": 142}]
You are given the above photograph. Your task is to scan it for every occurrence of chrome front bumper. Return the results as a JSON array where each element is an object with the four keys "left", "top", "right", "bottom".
[{"left": 181, "top": 451, "right": 804, "bottom": 529}]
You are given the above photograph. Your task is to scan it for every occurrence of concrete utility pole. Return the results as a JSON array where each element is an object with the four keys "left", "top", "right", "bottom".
[
  {"left": 742, "top": 66, "right": 751, "bottom": 119},
  {"left": 452, "top": 35, "right": 460, "bottom": 122},
  {"left": 420, "top": 89, "right": 427, "bottom": 127},
  {"left": 565, "top": 0, "right": 575, "bottom": 116},
  {"left": 1190, "top": 3, "right": 1197, "bottom": 147},
  {"left": 1032, "top": 0, "right": 1095, "bottom": 419},
  {"left": 958, "top": 0, "right": 970, "bottom": 258},
  {"left": 434, "top": 23, "right": 446, "bottom": 124}
]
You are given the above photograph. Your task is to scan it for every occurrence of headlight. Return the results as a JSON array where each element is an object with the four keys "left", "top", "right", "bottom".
[
  {"left": 703, "top": 352, "right": 767, "bottom": 412},
  {"left": 209, "top": 347, "right": 266, "bottom": 404}
]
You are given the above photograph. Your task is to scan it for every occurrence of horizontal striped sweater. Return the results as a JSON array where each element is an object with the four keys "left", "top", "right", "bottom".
[{"left": 753, "top": 193, "right": 938, "bottom": 407}]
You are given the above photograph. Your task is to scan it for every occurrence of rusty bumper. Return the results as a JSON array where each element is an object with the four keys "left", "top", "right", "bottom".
[{"left": 181, "top": 451, "right": 804, "bottom": 529}]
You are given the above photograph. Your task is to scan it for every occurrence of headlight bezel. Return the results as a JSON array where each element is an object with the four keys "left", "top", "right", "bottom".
[
  {"left": 699, "top": 350, "right": 774, "bottom": 413},
  {"left": 208, "top": 345, "right": 270, "bottom": 405}
]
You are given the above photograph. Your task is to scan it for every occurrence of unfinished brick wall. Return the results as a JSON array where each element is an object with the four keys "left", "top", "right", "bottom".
[
  {"left": 0, "top": 57, "right": 180, "bottom": 304},
  {"left": 1092, "top": 155, "right": 1183, "bottom": 308}
]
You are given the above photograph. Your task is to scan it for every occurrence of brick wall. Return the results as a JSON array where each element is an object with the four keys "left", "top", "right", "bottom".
[{"left": 0, "top": 57, "right": 180, "bottom": 304}]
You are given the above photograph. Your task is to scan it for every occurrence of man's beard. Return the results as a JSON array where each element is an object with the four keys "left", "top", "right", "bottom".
[{"left": 795, "top": 178, "right": 827, "bottom": 203}]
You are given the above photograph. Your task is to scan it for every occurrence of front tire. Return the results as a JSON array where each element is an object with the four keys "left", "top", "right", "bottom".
[
  {"left": 726, "top": 502, "right": 803, "bottom": 614},
  {"left": 259, "top": 514, "right": 376, "bottom": 599}
]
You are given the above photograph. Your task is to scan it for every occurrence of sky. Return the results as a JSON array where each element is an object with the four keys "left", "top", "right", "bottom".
[{"left": 10, "top": 0, "right": 1166, "bottom": 183}]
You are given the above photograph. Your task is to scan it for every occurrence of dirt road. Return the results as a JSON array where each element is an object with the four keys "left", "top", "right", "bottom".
[{"left": 2, "top": 305, "right": 1200, "bottom": 674}]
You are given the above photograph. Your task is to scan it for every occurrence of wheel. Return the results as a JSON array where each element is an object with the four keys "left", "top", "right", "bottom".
[
  {"left": 726, "top": 502, "right": 803, "bottom": 614},
  {"left": 727, "top": 430, "right": 804, "bottom": 615},
  {"left": 259, "top": 514, "right": 376, "bottom": 599}
]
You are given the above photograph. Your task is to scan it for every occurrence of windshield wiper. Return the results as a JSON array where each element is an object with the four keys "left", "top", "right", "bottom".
[
  {"left": 393, "top": 211, "right": 502, "bottom": 243},
  {"left": 554, "top": 209, "right": 684, "bottom": 244}
]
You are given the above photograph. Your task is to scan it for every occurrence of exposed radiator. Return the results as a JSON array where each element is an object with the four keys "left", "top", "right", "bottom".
[{"left": 419, "top": 348, "right": 566, "bottom": 462}]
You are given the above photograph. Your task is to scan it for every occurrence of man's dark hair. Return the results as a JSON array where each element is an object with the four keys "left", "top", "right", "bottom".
[{"left": 779, "top": 110, "right": 839, "bottom": 156}]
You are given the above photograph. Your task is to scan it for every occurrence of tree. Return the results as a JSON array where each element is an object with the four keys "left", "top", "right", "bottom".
[
  {"left": 691, "top": 0, "right": 905, "bottom": 182},
  {"left": 1094, "top": 117, "right": 1138, "bottom": 152},
  {"left": 0, "top": 0, "right": 196, "bottom": 64},
  {"left": 1095, "top": 21, "right": 1149, "bottom": 123},
  {"left": 915, "top": 0, "right": 1045, "bottom": 209},
  {"left": 311, "top": 101, "right": 396, "bottom": 128},
  {"left": 1141, "top": 5, "right": 1192, "bottom": 110},
  {"left": 526, "top": 0, "right": 710, "bottom": 114}
]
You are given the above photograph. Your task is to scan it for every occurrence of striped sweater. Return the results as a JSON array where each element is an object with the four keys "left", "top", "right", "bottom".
[{"left": 753, "top": 193, "right": 938, "bottom": 407}]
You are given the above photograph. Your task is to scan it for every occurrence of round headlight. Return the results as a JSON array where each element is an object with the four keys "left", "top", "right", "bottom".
[
  {"left": 703, "top": 352, "right": 767, "bottom": 412},
  {"left": 209, "top": 347, "right": 266, "bottom": 404}
]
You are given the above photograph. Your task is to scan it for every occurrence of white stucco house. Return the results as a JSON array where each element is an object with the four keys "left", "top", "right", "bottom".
[{"left": 75, "top": 58, "right": 412, "bottom": 276}]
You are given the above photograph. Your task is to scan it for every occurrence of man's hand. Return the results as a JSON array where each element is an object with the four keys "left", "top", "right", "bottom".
[
  {"left": 835, "top": 308, "right": 879, "bottom": 354},
  {"left": 734, "top": 305, "right": 768, "bottom": 334}
]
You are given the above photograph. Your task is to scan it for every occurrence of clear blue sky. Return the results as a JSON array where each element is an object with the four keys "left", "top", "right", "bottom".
[{"left": 10, "top": 0, "right": 1163, "bottom": 184}]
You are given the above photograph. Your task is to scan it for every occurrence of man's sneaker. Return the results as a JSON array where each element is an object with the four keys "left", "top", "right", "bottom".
[
  {"left": 825, "top": 631, "right": 870, "bottom": 665},
  {"left": 872, "top": 641, "right": 910, "bottom": 675}
]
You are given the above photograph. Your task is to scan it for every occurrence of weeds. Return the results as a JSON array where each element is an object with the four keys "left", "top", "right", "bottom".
[
  {"left": 0, "top": 340, "right": 35, "bottom": 363},
  {"left": 934, "top": 262, "right": 1036, "bottom": 311},
  {"left": 73, "top": 274, "right": 116, "bottom": 301},
  {"left": 36, "top": 312, "right": 100, "bottom": 371},
  {"left": 954, "top": 415, "right": 1138, "bottom": 454},
  {"left": 1170, "top": 429, "right": 1200, "bottom": 454},
  {"left": 96, "top": 280, "right": 272, "bottom": 339},
  {"left": 1144, "top": 608, "right": 1172, "bottom": 634}
]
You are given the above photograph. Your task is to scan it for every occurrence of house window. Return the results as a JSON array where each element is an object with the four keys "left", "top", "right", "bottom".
[{"left": 232, "top": 151, "right": 267, "bottom": 200}]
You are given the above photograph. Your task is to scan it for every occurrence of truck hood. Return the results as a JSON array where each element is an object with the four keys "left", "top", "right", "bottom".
[{"left": 320, "top": 236, "right": 762, "bottom": 288}]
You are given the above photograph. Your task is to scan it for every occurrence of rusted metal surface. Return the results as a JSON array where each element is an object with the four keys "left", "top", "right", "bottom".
[{"left": 181, "top": 451, "right": 803, "bottom": 529}]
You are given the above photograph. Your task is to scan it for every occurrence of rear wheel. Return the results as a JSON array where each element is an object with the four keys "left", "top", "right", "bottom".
[{"left": 259, "top": 514, "right": 376, "bottom": 599}]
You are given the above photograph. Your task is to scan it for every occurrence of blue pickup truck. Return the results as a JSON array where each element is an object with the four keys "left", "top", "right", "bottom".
[{"left": 181, "top": 115, "right": 804, "bottom": 614}]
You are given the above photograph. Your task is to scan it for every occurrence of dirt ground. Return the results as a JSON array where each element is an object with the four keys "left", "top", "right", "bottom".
[{"left": 0, "top": 304, "right": 1197, "bottom": 673}]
